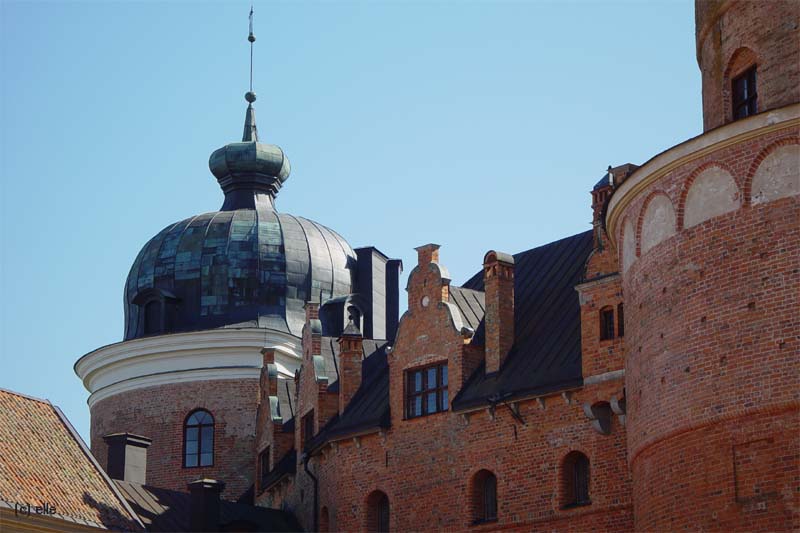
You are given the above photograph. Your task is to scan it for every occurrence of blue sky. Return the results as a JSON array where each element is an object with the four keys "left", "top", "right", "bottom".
[{"left": 1, "top": 0, "right": 700, "bottom": 441}]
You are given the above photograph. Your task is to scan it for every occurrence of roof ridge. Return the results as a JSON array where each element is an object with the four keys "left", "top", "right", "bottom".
[{"left": 0, "top": 386, "right": 51, "bottom": 404}]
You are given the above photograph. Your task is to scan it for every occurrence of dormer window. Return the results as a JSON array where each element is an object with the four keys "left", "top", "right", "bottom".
[
  {"left": 732, "top": 66, "right": 757, "bottom": 120},
  {"left": 132, "top": 288, "right": 178, "bottom": 337}
]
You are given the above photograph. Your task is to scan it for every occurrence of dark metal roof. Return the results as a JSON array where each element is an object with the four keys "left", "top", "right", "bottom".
[
  {"left": 593, "top": 173, "right": 611, "bottom": 190},
  {"left": 260, "top": 450, "right": 297, "bottom": 492},
  {"left": 297, "top": 339, "right": 390, "bottom": 451},
  {"left": 448, "top": 286, "right": 486, "bottom": 331},
  {"left": 115, "top": 480, "right": 301, "bottom": 532},
  {"left": 278, "top": 231, "right": 593, "bottom": 448},
  {"left": 124, "top": 208, "right": 356, "bottom": 340},
  {"left": 452, "top": 230, "right": 593, "bottom": 410}
]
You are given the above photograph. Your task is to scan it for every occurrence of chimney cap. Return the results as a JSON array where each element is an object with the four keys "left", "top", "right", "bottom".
[
  {"left": 341, "top": 319, "right": 363, "bottom": 338},
  {"left": 188, "top": 478, "right": 226, "bottom": 491},
  {"left": 102, "top": 432, "right": 152, "bottom": 448},
  {"left": 483, "top": 250, "right": 515, "bottom": 266}
]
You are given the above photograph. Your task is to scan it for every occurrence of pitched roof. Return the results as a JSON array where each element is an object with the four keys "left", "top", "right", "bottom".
[
  {"left": 0, "top": 388, "right": 144, "bottom": 531},
  {"left": 115, "top": 480, "right": 301, "bottom": 532},
  {"left": 448, "top": 285, "right": 486, "bottom": 331},
  {"left": 304, "top": 339, "right": 390, "bottom": 451},
  {"left": 289, "top": 230, "right": 593, "bottom": 448},
  {"left": 452, "top": 230, "right": 594, "bottom": 410}
]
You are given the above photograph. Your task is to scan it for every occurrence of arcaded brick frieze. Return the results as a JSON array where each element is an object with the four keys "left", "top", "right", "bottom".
[{"left": 90, "top": 379, "right": 259, "bottom": 500}]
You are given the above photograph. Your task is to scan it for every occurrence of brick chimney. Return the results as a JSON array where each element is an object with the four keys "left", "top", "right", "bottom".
[
  {"left": 188, "top": 479, "right": 225, "bottom": 532},
  {"left": 483, "top": 251, "right": 515, "bottom": 374},
  {"left": 338, "top": 320, "right": 364, "bottom": 415},
  {"left": 102, "top": 433, "right": 152, "bottom": 484}
]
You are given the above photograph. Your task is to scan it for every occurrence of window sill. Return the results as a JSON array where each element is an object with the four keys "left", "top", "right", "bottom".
[
  {"left": 561, "top": 501, "right": 592, "bottom": 510},
  {"left": 403, "top": 409, "right": 449, "bottom": 421}
]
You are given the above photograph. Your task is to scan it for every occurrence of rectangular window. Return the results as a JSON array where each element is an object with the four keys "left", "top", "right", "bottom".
[
  {"left": 617, "top": 303, "right": 625, "bottom": 338},
  {"left": 406, "top": 363, "right": 448, "bottom": 419},
  {"left": 732, "top": 67, "right": 757, "bottom": 120},
  {"left": 302, "top": 410, "right": 315, "bottom": 451},
  {"left": 259, "top": 447, "right": 270, "bottom": 489},
  {"left": 600, "top": 308, "right": 615, "bottom": 341}
]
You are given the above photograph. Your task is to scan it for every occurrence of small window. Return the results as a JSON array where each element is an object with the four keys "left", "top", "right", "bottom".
[
  {"left": 302, "top": 410, "right": 315, "bottom": 451},
  {"left": 366, "top": 491, "right": 390, "bottom": 532},
  {"left": 562, "top": 452, "right": 590, "bottom": 508},
  {"left": 259, "top": 447, "right": 270, "bottom": 490},
  {"left": 143, "top": 300, "right": 162, "bottom": 335},
  {"left": 617, "top": 303, "right": 625, "bottom": 337},
  {"left": 472, "top": 470, "right": 498, "bottom": 524},
  {"left": 405, "top": 363, "right": 448, "bottom": 419},
  {"left": 184, "top": 409, "right": 214, "bottom": 467},
  {"left": 732, "top": 66, "right": 757, "bottom": 120},
  {"left": 599, "top": 307, "right": 615, "bottom": 341}
]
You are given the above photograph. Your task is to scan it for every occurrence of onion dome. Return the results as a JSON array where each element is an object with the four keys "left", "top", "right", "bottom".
[{"left": 123, "top": 96, "right": 356, "bottom": 340}]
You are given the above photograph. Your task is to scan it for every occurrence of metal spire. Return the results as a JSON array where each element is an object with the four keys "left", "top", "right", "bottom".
[{"left": 243, "top": 3, "right": 259, "bottom": 142}]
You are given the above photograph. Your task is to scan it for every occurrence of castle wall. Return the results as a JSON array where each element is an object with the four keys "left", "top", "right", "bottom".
[
  {"left": 259, "top": 245, "right": 633, "bottom": 531},
  {"left": 90, "top": 379, "right": 259, "bottom": 500},
  {"left": 610, "top": 117, "right": 800, "bottom": 529},
  {"left": 695, "top": 0, "right": 800, "bottom": 132}
]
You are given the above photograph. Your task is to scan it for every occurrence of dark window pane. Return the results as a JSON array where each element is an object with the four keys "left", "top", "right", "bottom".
[
  {"left": 441, "top": 365, "right": 448, "bottom": 386},
  {"left": 427, "top": 368, "right": 437, "bottom": 389},
  {"left": 200, "top": 452, "right": 213, "bottom": 467},
  {"left": 484, "top": 475, "right": 497, "bottom": 520},
  {"left": 185, "top": 427, "right": 198, "bottom": 442},
  {"left": 600, "top": 309, "right": 615, "bottom": 340},
  {"left": 185, "top": 454, "right": 198, "bottom": 467},
  {"left": 414, "top": 396, "right": 422, "bottom": 417},
  {"left": 144, "top": 300, "right": 162, "bottom": 334},
  {"left": 414, "top": 372, "right": 422, "bottom": 392},
  {"left": 441, "top": 389, "right": 449, "bottom": 411}
]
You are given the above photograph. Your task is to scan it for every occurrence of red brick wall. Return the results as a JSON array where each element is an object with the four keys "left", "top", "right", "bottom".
[
  {"left": 260, "top": 247, "right": 633, "bottom": 532},
  {"left": 90, "top": 379, "right": 258, "bottom": 500},
  {"left": 617, "top": 128, "right": 800, "bottom": 530},
  {"left": 695, "top": 0, "right": 800, "bottom": 131}
]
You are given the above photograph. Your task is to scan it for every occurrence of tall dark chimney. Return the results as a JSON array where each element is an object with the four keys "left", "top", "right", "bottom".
[
  {"left": 102, "top": 433, "right": 152, "bottom": 484},
  {"left": 188, "top": 479, "right": 226, "bottom": 532}
]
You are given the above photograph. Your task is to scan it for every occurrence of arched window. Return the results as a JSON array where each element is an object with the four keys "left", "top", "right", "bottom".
[
  {"left": 143, "top": 300, "right": 162, "bottom": 335},
  {"left": 562, "top": 451, "right": 590, "bottom": 508},
  {"left": 184, "top": 409, "right": 214, "bottom": 467},
  {"left": 471, "top": 470, "right": 498, "bottom": 524},
  {"left": 366, "top": 490, "right": 389, "bottom": 532}
]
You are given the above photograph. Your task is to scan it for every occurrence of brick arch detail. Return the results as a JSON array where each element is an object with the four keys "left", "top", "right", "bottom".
[
  {"left": 722, "top": 46, "right": 758, "bottom": 124},
  {"left": 635, "top": 191, "right": 676, "bottom": 257},
  {"left": 744, "top": 136, "right": 800, "bottom": 205},
  {"left": 677, "top": 161, "right": 739, "bottom": 230}
]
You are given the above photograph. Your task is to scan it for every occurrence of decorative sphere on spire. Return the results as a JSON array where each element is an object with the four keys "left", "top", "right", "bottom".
[{"left": 245, "top": 91, "right": 257, "bottom": 103}]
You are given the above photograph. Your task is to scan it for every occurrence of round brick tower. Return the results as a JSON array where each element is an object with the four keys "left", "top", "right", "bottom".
[{"left": 606, "top": 1, "right": 799, "bottom": 530}]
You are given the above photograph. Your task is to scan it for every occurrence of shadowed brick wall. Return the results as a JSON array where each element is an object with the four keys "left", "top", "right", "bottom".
[{"left": 90, "top": 379, "right": 259, "bottom": 500}]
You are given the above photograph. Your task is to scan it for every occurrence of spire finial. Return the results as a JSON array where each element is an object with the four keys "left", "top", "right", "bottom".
[{"left": 243, "top": 3, "right": 259, "bottom": 142}]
